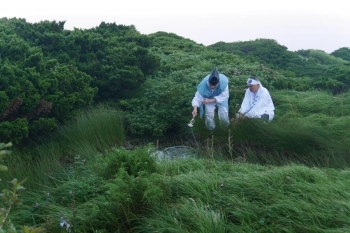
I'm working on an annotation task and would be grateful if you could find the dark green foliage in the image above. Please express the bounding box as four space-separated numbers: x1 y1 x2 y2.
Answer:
24 21 162 100
0 91 9 113
100 146 158 179
0 18 163 144
297 49 349 65
331 47 350 61
120 78 194 136
0 34 30 62
209 39 293 68
18 146 168 232
317 64 350 94
0 118 28 144
209 39 350 81
0 19 93 144
28 117 57 137
42 65 97 121
2 16 350 144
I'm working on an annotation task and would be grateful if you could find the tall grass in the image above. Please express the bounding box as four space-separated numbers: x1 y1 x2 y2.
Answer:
0 140 62 191
3 91 350 232
5 132 350 232
135 199 227 233
188 118 350 168
1 105 126 191
273 90 350 118
184 91 350 168
55 105 125 159
135 160 350 233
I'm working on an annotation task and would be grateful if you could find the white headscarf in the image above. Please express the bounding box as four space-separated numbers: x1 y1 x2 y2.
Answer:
247 78 260 85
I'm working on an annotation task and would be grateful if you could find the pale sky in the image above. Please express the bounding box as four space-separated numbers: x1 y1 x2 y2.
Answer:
1 0 349 53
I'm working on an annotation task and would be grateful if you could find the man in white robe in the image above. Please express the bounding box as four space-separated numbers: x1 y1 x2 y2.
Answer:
191 68 230 130
238 77 275 122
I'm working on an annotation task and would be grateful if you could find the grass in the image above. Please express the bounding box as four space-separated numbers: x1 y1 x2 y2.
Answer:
2 99 350 232
55 104 125 157
8 152 350 232
188 117 350 168
0 104 126 191
135 161 350 233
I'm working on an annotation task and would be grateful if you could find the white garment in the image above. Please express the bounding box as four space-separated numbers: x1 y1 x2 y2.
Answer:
192 85 230 129
239 85 275 121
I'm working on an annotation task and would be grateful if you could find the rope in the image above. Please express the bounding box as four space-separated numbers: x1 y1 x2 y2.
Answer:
187 118 199 149
190 127 199 149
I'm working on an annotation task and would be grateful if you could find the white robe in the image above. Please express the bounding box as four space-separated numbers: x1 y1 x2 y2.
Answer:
192 84 229 129
239 85 275 121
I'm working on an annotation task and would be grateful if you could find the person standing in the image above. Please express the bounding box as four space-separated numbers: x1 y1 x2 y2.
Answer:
191 67 230 130
238 76 275 122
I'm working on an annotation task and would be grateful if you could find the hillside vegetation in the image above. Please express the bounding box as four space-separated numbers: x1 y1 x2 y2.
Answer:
1 17 350 232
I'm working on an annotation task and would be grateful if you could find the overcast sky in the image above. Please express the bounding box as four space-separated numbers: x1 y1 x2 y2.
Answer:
2 0 349 53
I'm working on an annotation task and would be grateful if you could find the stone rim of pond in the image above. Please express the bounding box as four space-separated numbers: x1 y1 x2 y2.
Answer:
153 146 197 160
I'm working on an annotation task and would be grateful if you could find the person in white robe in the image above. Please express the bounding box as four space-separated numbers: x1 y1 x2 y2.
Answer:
191 67 230 130
238 77 275 122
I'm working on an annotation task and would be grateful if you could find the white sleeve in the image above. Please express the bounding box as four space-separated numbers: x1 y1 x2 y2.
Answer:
192 91 204 107
214 86 229 103
239 90 251 114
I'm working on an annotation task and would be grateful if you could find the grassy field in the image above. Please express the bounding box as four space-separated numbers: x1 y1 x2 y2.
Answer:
1 103 350 232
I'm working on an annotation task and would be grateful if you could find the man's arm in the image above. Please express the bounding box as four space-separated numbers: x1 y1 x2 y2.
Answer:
192 91 204 118
238 90 250 115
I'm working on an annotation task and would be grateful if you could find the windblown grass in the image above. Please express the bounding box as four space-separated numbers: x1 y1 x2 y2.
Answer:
189 117 350 168
55 104 125 158
135 159 350 233
185 89 350 168
9 147 350 232
4 91 350 232
1 105 126 191
0 141 62 190
273 90 350 117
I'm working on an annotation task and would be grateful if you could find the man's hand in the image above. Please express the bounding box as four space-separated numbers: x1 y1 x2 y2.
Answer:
239 113 246 119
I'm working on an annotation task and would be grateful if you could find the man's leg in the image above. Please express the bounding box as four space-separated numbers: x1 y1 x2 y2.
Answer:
218 104 230 126
205 103 216 130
